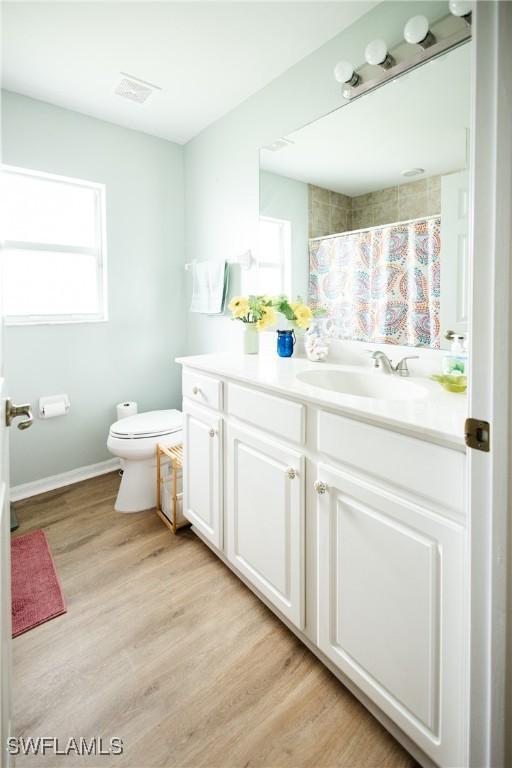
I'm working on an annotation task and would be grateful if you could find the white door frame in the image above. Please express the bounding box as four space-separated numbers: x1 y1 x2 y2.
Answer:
0 151 13 768
468 3 512 767
0 389 12 768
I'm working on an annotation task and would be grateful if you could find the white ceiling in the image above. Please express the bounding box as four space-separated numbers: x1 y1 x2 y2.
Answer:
261 43 471 196
1 1 377 145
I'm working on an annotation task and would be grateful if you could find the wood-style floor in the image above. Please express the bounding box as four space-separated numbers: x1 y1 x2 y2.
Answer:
12 473 417 768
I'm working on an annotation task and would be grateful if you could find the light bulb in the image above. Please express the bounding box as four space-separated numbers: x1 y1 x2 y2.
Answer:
404 14 436 48
365 39 387 66
449 0 473 17
334 61 358 86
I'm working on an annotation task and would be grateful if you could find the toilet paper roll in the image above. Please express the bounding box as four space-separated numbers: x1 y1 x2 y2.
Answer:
117 401 138 420
43 402 66 418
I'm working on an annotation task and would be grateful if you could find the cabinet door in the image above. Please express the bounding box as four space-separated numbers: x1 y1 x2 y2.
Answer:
316 463 466 768
227 425 305 629
182 401 222 548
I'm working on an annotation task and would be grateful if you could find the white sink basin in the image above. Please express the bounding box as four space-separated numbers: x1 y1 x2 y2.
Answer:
296 369 427 401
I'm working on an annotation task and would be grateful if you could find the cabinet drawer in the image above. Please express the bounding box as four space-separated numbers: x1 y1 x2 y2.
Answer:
227 383 305 445
182 369 223 411
317 410 465 517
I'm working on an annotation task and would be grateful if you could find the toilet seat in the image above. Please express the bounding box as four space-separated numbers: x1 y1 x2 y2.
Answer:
109 409 182 440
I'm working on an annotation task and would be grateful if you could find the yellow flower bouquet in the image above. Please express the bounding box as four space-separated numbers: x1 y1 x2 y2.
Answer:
228 295 278 353
271 295 313 330
228 294 315 355
228 295 277 330
228 294 314 331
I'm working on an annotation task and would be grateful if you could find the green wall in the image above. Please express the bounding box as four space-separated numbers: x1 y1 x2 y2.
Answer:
2 1 448 486
2 91 185 486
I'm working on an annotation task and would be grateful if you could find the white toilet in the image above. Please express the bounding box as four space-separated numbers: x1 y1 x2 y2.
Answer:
107 409 182 513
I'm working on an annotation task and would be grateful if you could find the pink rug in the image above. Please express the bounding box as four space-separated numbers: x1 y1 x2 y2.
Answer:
11 530 66 637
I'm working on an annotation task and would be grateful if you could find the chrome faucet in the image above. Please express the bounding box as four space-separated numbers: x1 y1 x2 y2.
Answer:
369 350 419 377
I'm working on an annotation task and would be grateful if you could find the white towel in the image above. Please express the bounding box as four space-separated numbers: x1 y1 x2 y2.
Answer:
190 260 229 314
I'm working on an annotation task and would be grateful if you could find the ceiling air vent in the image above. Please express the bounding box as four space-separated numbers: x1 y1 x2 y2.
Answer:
114 73 162 104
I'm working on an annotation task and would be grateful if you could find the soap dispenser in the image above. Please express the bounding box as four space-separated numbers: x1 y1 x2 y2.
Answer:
442 333 467 375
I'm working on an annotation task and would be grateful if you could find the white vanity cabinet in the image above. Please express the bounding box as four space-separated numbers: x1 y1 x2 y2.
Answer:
316 463 466 767
182 400 223 548
179 361 468 768
226 424 305 629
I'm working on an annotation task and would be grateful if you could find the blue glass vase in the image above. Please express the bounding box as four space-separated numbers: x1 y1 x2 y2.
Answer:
277 329 296 358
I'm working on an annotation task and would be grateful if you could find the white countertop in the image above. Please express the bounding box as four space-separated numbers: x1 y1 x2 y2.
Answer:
176 353 467 451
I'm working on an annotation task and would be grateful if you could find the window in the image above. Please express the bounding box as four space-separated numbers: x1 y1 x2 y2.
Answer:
1 165 107 324
257 216 291 295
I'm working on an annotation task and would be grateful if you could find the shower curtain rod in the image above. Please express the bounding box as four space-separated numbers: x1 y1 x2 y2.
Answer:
309 213 441 243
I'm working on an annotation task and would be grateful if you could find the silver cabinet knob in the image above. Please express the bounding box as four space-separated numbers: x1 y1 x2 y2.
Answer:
287 467 297 480
314 480 328 494
5 399 33 430
192 386 201 395
208 428 216 437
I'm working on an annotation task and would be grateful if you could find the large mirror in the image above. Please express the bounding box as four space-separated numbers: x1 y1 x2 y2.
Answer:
258 42 471 350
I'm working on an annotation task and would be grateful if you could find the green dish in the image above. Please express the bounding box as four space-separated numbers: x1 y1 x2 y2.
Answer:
431 374 467 394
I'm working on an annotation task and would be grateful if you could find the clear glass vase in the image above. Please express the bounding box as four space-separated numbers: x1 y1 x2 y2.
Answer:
304 318 334 362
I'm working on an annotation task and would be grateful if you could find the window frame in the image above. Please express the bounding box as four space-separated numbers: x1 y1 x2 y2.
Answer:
258 215 292 296
2 164 108 326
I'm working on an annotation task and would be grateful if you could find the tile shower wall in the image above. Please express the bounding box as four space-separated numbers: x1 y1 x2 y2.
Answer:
308 185 352 238
309 175 442 237
351 176 441 230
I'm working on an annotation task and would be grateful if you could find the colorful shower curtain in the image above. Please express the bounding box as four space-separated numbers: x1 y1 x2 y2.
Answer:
308 216 441 349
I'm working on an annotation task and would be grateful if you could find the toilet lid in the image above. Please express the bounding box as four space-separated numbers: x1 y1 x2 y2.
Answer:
110 409 182 439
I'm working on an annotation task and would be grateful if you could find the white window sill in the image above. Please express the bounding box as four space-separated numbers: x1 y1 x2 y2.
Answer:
5 314 109 327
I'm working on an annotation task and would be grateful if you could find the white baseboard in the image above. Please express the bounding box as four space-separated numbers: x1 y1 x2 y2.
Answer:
10 458 121 502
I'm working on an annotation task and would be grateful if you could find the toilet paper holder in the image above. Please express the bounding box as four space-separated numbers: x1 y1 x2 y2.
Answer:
39 394 71 419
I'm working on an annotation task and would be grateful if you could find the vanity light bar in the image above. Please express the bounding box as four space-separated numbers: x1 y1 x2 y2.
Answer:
334 2 472 101
338 23 471 101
